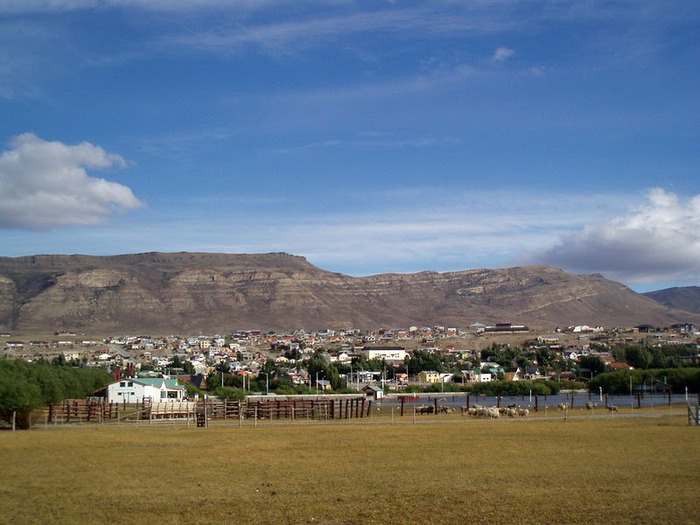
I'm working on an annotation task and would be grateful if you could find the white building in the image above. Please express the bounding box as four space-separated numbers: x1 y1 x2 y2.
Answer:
361 346 407 363
106 377 186 403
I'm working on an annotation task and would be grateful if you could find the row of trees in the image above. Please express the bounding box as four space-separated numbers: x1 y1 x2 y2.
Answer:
590 368 700 395
606 343 698 369
0 359 113 429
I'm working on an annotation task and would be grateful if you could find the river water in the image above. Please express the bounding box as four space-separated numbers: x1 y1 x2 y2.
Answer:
376 391 695 410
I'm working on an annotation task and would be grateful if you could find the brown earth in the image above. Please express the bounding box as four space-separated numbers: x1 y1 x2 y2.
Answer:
0 252 696 334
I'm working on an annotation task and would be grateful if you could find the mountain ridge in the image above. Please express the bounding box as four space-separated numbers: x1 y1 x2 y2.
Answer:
643 286 700 314
0 252 696 334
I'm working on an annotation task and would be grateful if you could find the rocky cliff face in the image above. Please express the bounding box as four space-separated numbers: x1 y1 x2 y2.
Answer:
0 252 695 334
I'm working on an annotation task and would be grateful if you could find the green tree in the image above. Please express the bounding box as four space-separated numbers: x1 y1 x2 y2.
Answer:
578 355 606 377
406 350 446 373
305 354 344 391
626 346 653 369
0 359 112 428
0 375 43 429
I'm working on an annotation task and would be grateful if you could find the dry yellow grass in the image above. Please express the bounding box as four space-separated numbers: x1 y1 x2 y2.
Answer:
1 413 699 524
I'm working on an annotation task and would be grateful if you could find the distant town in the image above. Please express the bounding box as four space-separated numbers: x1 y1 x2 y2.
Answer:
3 320 698 399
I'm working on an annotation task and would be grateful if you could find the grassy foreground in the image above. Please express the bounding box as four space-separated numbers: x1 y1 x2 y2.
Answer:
1 414 699 524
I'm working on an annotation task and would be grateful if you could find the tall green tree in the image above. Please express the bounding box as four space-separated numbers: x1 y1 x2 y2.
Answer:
0 359 113 428
626 346 653 369
578 355 606 377
304 354 344 391
0 376 42 429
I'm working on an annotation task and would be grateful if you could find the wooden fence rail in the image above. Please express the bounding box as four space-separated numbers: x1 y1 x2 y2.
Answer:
47 396 371 424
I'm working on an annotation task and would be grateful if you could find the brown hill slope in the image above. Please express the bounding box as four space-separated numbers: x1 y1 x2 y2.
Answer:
0 252 696 334
643 286 700 314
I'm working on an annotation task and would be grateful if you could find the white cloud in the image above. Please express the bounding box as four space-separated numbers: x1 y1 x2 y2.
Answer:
493 47 515 62
162 9 513 55
525 188 700 285
6 184 695 289
0 133 143 229
0 0 97 14
34 189 623 276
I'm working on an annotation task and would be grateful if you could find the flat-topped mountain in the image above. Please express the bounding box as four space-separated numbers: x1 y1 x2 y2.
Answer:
0 252 696 334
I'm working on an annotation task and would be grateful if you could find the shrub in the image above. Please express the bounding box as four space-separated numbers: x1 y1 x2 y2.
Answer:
213 386 246 402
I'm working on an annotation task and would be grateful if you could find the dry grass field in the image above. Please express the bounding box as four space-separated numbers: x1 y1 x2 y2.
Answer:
1 411 699 525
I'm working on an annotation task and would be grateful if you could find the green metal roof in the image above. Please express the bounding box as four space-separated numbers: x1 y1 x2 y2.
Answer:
132 377 184 390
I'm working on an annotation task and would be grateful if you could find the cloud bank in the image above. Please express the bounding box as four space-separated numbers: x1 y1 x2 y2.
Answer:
0 133 143 229
526 188 700 285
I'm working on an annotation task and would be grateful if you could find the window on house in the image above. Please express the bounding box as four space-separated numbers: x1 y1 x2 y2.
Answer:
119 382 126 387
128 382 133 387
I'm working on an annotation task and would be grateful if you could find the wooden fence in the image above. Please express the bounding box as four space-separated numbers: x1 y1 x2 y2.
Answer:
47 395 371 424
48 398 121 423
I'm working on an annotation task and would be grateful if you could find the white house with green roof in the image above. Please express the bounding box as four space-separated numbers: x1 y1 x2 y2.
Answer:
106 377 185 403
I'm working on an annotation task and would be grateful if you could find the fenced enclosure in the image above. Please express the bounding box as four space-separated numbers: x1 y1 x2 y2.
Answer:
40 392 695 428
45 395 372 425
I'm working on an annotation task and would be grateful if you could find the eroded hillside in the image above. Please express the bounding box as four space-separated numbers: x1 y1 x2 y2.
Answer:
0 252 695 334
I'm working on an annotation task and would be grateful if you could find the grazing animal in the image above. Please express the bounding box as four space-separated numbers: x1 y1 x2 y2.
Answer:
506 408 517 418
518 408 529 417
558 403 568 410
416 405 434 414
607 405 618 413
585 401 597 410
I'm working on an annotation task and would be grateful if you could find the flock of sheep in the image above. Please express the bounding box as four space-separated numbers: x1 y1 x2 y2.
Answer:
462 405 529 418
564 401 620 412
414 400 620 418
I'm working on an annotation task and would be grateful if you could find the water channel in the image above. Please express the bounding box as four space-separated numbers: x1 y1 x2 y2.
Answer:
375 391 695 410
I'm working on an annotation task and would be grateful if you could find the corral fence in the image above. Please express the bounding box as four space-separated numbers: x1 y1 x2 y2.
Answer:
45 395 372 425
48 398 122 424
244 395 371 421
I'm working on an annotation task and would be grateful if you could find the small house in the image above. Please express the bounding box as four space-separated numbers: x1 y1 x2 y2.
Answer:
106 377 186 403
362 384 384 400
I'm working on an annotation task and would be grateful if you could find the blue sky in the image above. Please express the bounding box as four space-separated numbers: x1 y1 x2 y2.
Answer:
0 1 699 292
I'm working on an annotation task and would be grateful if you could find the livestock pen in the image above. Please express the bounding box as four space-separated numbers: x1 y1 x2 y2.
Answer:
44 394 373 426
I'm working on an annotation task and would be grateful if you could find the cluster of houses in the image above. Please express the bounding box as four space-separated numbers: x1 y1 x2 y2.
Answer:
2 321 698 398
